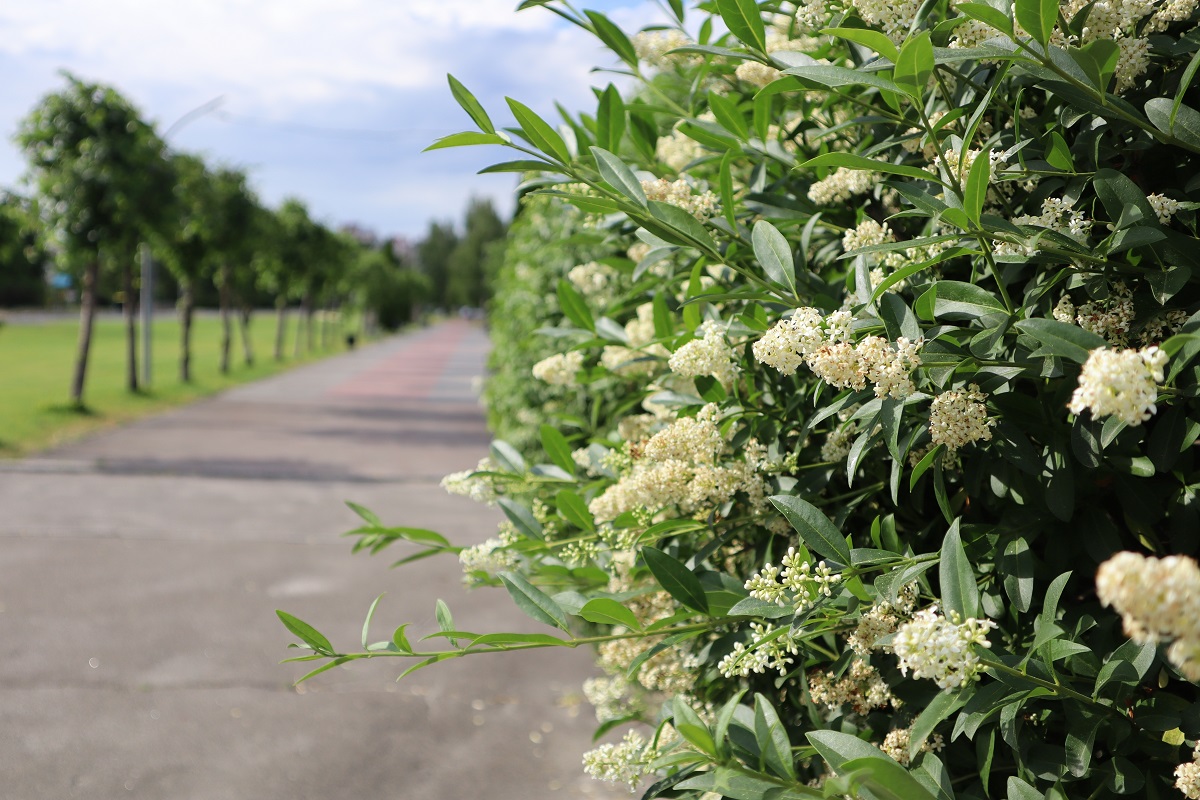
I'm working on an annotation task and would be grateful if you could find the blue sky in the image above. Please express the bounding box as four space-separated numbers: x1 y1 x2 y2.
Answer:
0 0 663 240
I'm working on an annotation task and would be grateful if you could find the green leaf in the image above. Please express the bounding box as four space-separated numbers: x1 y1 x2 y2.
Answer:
754 693 797 780
963 145 990 224
361 593 384 649
821 27 899 61
894 32 934 100
294 656 351 685
540 425 576 475
392 623 413 653
674 697 719 756
435 598 456 646
498 497 544 541
595 85 626 155
931 280 1008 320
555 489 595 533
499 571 570 631
1146 97 1200 149
1014 0 1057 45
346 501 382 527
1001 537 1035 613
784 64 906 95
1014 318 1106 363
1092 169 1155 227
578 598 642 631
476 159 552 174
490 439 527 473
708 89 749 139
647 200 717 252
910 443 943 488
879 292 921 342
277 610 334 655
448 75 495 133
584 10 638 67
557 278 595 332
590 146 647 208
940 519 980 619
716 0 767 51
727 596 795 619
807 730 897 770
752 220 796 296
424 131 509 151
642 546 710 613
507 97 571 163
769 495 852 564
802 152 945 185
839 757 940 800
909 690 967 760
1069 38 1120 92
469 632 571 648
956 3 1014 37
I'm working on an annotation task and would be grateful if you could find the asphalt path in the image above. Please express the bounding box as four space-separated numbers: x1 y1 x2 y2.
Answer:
0 320 619 799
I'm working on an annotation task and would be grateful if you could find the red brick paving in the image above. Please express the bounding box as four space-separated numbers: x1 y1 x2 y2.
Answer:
328 319 474 400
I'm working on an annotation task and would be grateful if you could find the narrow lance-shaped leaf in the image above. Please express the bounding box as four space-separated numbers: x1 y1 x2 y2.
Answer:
499 571 571 631
716 0 767 51
448 75 495 133
770 495 852 564
939 519 980 619
642 546 710 613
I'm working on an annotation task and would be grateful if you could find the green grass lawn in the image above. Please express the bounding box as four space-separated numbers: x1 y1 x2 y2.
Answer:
0 311 350 456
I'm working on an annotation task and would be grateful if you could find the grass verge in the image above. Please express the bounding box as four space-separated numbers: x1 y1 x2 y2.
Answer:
0 311 353 456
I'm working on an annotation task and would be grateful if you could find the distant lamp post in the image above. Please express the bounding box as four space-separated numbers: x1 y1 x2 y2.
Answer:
141 96 223 387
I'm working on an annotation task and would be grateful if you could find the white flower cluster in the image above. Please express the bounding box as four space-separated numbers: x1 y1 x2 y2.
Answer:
1096 551 1200 681
1114 36 1152 93
582 729 655 793
807 167 879 205
735 60 782 88
847 583 918 655
1149 193 1183 225
668 320 738 388
821 421 859 463
1001 197 1094 255
440 458 499 505
583 673 640 723
567 261 618 305
852 0 922 41
1177 744 1200 800
641 177 719 220
532 350 585 386
892 606 997 690
842 218 894 254
808 660 895 714
631 29 694 69
589 406 768 523
717 622 802 677
656 127 705 172
880 727 944 767
929 384 994 450
458 537 518 583
744 547 842 611
754 309 923 398
1068 346 1169 426
1077 282 1135 345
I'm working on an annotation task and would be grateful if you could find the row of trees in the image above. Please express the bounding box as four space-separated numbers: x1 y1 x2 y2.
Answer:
8 72 506 406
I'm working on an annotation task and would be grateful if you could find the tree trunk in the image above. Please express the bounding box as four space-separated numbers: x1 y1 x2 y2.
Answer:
238 305 254 366
294 293 309 358
273 298 287 361
306 302 316 353
218 262 232 374
179 281 194 383
123 257 139 393
70 260 100 406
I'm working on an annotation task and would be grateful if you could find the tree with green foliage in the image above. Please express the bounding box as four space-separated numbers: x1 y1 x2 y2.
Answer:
161 152 217 382
17 72 173 403
207 167 256 374
446 197 506 308
416 219 458 309
250 204 293 362
0 192 47 308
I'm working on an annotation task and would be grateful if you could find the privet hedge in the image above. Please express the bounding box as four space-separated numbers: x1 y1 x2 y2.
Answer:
280 0 1200 797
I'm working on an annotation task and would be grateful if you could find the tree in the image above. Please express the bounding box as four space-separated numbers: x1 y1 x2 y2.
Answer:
250 204 293 362
446 197 506 308
0 193 47 307
277 199 320 357
161 152 216 382
17 73 173 403
416 220 458 309
206 167 256 374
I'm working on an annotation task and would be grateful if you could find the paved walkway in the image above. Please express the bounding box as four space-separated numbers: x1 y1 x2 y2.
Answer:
0 320 616 800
